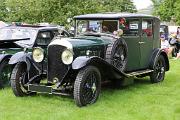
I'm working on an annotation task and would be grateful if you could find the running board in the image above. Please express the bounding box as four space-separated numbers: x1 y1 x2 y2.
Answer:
28 84 52 93
126 69 153 77
28 84 71 96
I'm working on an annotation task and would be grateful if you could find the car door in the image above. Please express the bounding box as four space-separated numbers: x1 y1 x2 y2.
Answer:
121 18 141 72
140 18 154 69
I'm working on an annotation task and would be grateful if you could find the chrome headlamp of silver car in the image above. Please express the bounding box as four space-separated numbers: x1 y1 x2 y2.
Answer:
32 47 44 63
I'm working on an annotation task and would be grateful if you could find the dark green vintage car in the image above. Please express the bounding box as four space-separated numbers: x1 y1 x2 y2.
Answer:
10 13 169 107
0 25 62 88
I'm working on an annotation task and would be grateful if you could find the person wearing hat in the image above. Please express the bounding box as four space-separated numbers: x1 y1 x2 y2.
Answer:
161 34 170 54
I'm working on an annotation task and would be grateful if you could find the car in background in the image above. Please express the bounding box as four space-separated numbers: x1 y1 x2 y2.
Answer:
160 24 169 40
0 25 67 88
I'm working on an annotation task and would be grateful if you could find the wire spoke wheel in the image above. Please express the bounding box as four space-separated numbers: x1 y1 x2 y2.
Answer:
74 66 101 107
106 38 128 72
11 63 35 96
112 44 126 71
81 72 98 104
0 60 12 88
150 55 166 83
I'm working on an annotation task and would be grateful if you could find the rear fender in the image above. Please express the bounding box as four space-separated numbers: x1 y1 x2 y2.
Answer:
149 48 169 71
72 56 128 79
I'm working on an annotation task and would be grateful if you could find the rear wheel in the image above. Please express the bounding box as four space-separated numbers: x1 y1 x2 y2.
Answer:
150 55 166 83
0 60 12 88
74 66 101 107
10 63 35 96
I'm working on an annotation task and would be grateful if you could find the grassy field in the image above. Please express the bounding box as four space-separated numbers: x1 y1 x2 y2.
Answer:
0 60 179 120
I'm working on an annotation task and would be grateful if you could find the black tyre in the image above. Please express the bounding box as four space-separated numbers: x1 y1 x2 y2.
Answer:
106 38 128 72
10 63 34 96
0 60 12 88
74 66 101 107
150 55 166 83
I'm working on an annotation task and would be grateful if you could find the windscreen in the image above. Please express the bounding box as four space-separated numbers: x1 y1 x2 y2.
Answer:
0 27 38 47
76 20 118 35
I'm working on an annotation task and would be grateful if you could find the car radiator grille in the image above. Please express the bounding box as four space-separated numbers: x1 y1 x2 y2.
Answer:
48 45 69 83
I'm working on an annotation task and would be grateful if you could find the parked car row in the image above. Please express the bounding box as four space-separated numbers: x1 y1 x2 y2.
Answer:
0 25 73 88
1 13 169 107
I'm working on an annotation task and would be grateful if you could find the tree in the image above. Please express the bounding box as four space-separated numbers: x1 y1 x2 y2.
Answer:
4 0 137 25
0 0 8 21
174 0 180 25
152 0 180 25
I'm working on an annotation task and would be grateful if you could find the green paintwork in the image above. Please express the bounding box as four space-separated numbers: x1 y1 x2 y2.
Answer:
69 36 111 48
65 20 160 72
0 48 23 55
123 36 141 71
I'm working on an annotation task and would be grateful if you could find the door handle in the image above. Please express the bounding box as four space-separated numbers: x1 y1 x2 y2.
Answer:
139 42 145 44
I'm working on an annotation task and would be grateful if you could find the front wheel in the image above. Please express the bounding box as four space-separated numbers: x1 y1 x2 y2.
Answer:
10 63 35 97
73 66 101 107
150 55 166 83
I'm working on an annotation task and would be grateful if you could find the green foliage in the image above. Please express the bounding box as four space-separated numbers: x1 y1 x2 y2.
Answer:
152 0 180 25
0 0 7 21
174 0 180 25
1 0 137 25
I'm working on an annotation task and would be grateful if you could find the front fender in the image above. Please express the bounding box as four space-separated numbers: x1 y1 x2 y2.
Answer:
8 52 32 71
72 56 128 78
0 54 12 63
72 56 91 70
8 52 31 65
9 52 43 81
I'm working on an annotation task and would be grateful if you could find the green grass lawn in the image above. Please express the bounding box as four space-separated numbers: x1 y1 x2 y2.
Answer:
0 60 180 120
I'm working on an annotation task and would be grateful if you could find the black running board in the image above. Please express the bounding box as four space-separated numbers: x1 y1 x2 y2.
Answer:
126 69 153 77
28 84 52 93
28 84 71 96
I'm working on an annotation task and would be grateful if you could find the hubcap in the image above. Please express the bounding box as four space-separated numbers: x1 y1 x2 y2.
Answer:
121 54 125 61
91 83 96 93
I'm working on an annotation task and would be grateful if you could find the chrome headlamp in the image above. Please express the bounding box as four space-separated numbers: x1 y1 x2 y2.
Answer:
61 49 73 65
32 47 44 63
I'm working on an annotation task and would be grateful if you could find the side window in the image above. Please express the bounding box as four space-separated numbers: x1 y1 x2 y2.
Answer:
119 18 139 36
142 20 153 37
36 31 52 46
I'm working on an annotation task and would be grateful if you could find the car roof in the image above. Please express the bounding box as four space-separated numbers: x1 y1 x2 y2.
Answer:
74 12 158 20
3 25 58 30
